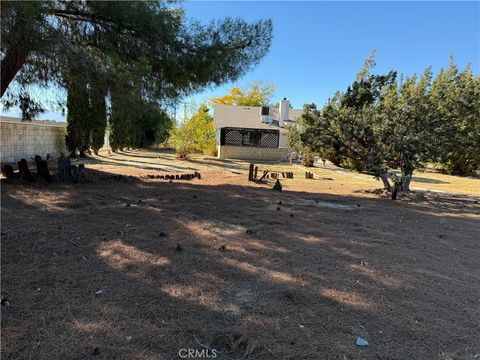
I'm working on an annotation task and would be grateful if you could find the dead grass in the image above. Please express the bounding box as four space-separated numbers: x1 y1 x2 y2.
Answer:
1 149 479 359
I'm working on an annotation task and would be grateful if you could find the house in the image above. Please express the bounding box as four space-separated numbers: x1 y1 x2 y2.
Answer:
213 98 303 161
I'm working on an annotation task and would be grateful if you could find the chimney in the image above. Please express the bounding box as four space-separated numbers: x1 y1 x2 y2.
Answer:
279 98 289 127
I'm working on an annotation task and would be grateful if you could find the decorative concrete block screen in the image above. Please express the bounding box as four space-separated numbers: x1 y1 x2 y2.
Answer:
220 127 279 148
0 116 68 164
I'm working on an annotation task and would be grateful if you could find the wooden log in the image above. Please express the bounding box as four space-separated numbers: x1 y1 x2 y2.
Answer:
257 170 269 182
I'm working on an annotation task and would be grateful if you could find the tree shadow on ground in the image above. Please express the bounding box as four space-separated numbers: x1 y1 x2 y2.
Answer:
1 169 479 360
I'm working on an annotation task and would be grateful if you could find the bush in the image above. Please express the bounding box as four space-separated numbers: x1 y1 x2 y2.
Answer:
169 104 215 158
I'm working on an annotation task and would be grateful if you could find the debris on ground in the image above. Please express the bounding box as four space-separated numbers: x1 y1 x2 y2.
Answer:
1 298 10 307
175 244 183 252
246 229 254 235
159 232 167 238
80 256 88 262
219 245 227 251
273 179 282 192
355 337 369 347
95 289 104 296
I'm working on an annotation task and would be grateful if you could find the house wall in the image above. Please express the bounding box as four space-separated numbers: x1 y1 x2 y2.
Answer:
1 116 68 164
217 145 289 161
213 104 302 136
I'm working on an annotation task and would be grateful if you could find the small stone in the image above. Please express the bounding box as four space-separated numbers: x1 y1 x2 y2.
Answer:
92 347 101 356
276 207 281 211
159 232 167 238
192 195 198 199
125 203 131 207
355 337 369 347
246 229 254 235
95 289 103 295
219 245 227 252
1 298 10 307
290 213 294 217
278 201 282 205
175 244 183 252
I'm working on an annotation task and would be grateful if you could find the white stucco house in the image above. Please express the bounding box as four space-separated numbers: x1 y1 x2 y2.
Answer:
213 98 303 161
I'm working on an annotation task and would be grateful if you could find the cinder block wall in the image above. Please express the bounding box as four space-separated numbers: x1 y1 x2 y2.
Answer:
218 145 289 161
1 117 67 164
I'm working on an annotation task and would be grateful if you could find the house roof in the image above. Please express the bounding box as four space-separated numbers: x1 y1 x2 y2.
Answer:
213 104 303 131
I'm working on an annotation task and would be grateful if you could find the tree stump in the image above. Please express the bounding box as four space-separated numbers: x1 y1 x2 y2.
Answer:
272 179 282 192
17 159 34 182
2 165 15 179
58 158 72 183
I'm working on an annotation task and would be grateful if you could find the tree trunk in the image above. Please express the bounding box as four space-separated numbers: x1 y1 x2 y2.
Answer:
401 171 413 191
1 11 32 97
379 173 392 192
1 47 29 97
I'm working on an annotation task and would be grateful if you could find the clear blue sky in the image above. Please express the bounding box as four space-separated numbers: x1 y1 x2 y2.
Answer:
184 1 479 110
1 1 478 120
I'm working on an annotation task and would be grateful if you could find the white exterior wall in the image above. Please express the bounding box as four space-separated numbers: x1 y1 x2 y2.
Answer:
213 104 303 149
0 116 68 164
0 116 111 164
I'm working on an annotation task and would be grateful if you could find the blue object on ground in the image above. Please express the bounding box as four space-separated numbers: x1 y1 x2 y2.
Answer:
356 337 369 346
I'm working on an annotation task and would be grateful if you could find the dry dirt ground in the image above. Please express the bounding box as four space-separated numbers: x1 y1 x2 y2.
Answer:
1 149 479 360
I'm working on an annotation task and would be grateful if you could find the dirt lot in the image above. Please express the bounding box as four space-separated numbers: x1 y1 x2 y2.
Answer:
2 149 480 360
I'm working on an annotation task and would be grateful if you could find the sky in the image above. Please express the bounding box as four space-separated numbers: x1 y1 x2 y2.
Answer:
1 1 478 121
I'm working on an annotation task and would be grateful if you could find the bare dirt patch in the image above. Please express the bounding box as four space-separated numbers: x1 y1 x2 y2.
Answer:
1 150 479 359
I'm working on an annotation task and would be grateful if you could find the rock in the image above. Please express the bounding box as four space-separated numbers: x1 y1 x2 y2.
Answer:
219 245 227 252
276 207 281 211
1 298 10 307
290 213 294 217
95 289 103 296
278 201 282 205
92 347 101 356
355 337 369 347
159 232 167 238
175 244 183 252
245 229 254 235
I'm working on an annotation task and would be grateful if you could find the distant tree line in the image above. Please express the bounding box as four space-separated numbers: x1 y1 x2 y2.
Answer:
289 53 480 190
1 1 273 156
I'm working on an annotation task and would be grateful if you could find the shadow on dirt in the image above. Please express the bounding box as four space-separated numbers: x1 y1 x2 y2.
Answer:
1 168 479 360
